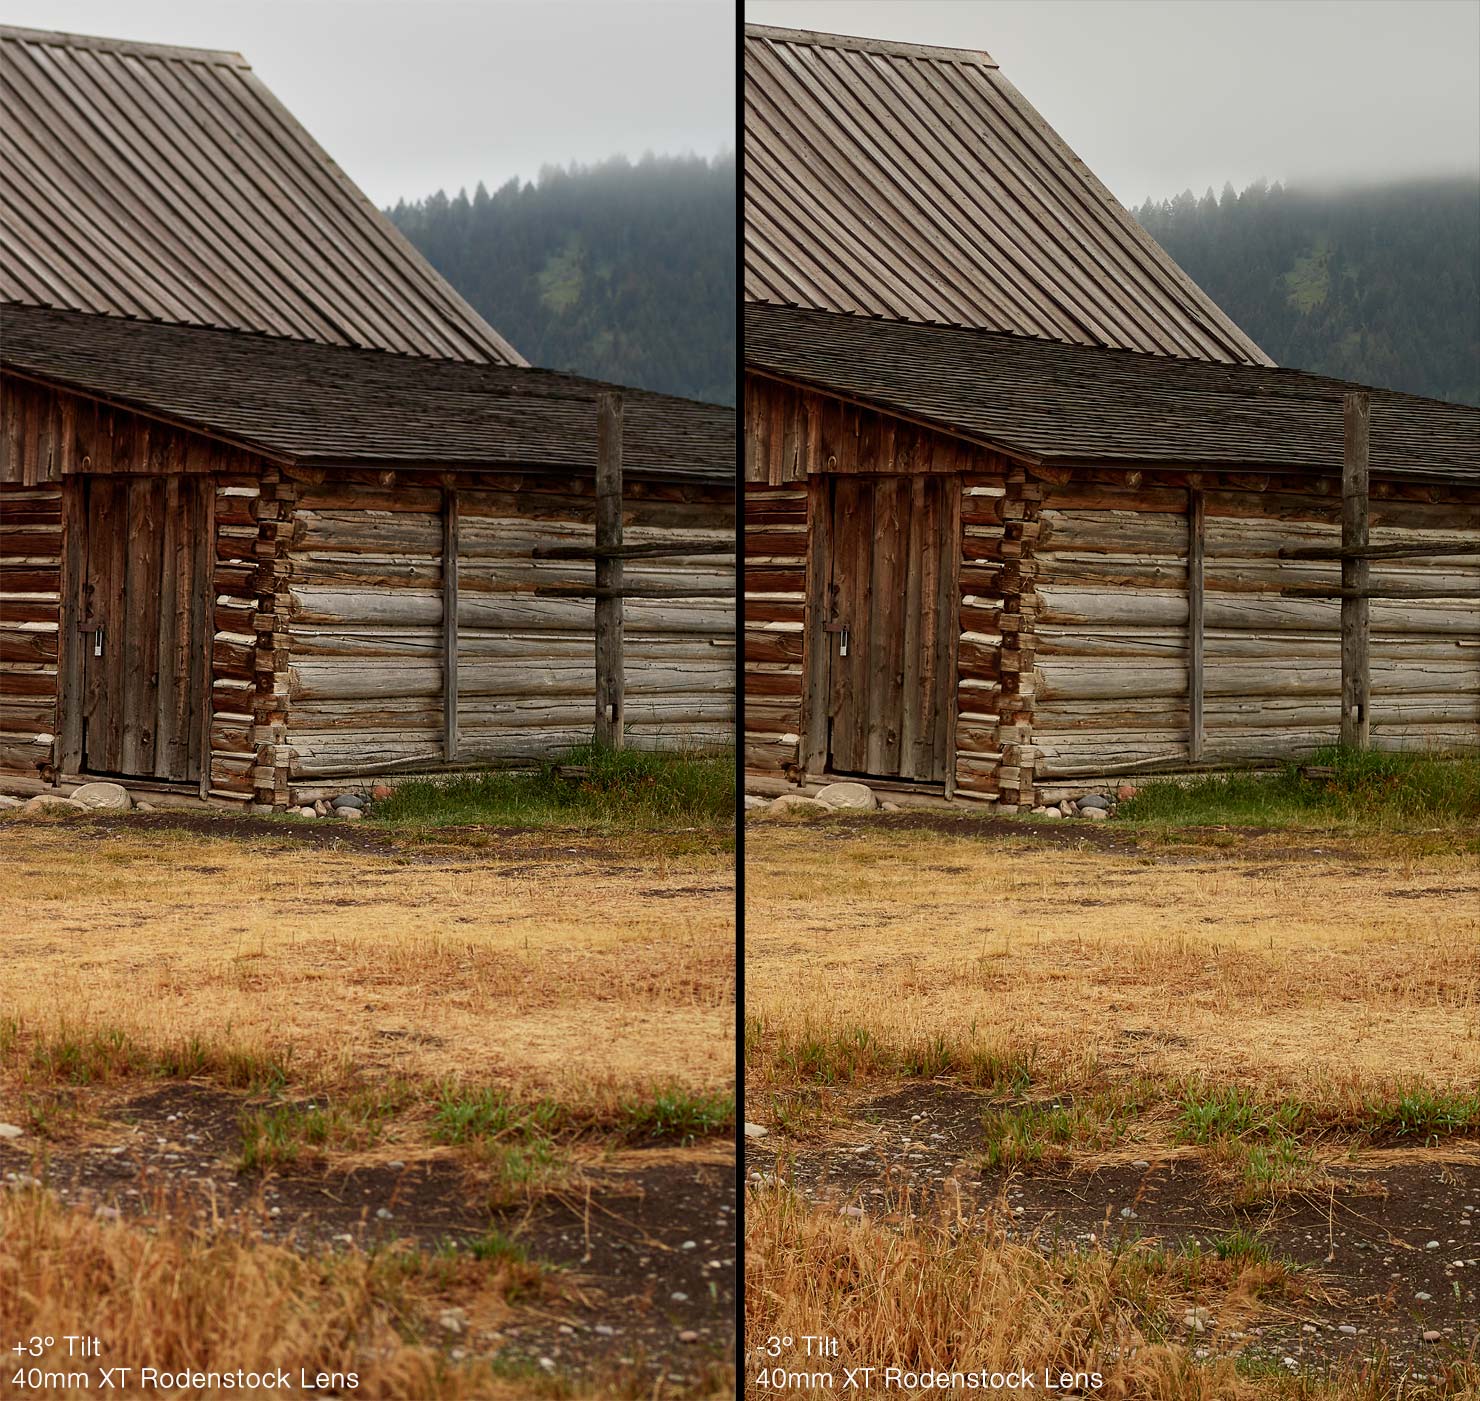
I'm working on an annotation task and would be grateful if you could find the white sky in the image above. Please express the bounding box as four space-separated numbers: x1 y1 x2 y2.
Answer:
0 0 737 205
747 0 1480 205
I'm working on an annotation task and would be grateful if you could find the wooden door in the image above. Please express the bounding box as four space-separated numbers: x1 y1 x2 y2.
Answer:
72 476 210 781
823 476 956 783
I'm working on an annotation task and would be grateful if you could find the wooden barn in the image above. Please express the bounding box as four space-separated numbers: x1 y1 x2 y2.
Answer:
0 25 734 811
742 24 1478 809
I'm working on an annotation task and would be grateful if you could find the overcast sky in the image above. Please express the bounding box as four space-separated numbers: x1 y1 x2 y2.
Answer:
0 0 735 206
748 0 1480 205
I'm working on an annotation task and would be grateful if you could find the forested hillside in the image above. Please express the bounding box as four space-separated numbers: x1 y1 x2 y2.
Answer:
1135 178 1479 406
388 154 735 405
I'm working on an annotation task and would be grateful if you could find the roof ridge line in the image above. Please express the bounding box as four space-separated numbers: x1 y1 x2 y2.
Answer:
743 23 997 68
0 23 249 67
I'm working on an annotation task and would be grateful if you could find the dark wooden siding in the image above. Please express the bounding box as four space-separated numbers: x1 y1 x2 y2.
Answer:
1 374 260 485
0 480 61 778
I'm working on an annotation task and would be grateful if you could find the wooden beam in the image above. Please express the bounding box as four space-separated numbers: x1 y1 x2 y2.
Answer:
536 584 736 600
442 486 459 762
532 540 733 560
1188 487 1205 761
1281 584 1480 600
799 474 832 773
55 476 85 775
1340 392 1370 749
594 394 624 750
1279 540 1477 561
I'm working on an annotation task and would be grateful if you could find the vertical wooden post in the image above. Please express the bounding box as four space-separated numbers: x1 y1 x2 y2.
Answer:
1187 487 1204 762
594 393 625 750
1340 392 1370 749
443 484 459 762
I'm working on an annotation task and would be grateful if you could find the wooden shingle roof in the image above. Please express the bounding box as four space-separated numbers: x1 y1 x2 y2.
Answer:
744 23 1272 367
745 303 1480 485
0 24 522 364
1 305 732 481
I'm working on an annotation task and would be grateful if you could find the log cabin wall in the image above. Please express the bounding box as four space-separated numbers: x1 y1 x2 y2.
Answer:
282 467 734 792
0 479 61 782
1030 472 1480 800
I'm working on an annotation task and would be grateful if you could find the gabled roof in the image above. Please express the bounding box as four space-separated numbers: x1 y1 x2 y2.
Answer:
0 24 522 364
1 305 731 481
745 303 1479 484
744 23 1272 367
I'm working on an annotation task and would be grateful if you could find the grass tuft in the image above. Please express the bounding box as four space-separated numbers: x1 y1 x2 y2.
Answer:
617 1087 734 1143
370 743 734 832
1119 746 1480 833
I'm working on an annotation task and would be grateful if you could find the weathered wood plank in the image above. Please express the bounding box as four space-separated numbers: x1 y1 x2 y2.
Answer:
1188 488 1204 761
594 393 624 749
1341 393 1371 748
443 487 459 762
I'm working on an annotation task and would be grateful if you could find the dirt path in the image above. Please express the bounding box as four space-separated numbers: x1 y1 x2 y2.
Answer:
747 1083 1478 1379
2 1081 735 1385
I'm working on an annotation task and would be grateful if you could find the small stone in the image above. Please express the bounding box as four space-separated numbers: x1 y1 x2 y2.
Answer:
594 1325 616 1337
1039 808 1062 820
1425 1240 1440 1250
814 781 877 811
879 800 902 812
1083 807 1108 821
766 794 829 818
1415 1291 1432 1301
332 794 366 810
385 1160 406 1171
1131 1159 1150 1169
71 781 132 811
679 1330 700 1344
670 1291 689 1303
0 1123 22 1140
438 1308 468 1335
1078 793 1110 811
680 1240 696 1250
0 794 23 809
1423 1330 1442 1342
1339 1325 1358 1336
314 800 330 817
20 793 86 816
336 807 363 821
376 1207 394 1220
839 1206 864 1218
743 1122 768 1139
94 1204 120 1220
298 806 317 818
1058 801 1075 817
371 784 393 801
743 794 768 811
1120 1207 1137 1219
1116 784 1138 802
135 801 155 812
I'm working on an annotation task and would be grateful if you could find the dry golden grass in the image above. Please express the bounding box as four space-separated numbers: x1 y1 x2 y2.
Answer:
1 1187 730 1401
744 1184 1476 1400
0 822 734 1106
745 827 1480 1103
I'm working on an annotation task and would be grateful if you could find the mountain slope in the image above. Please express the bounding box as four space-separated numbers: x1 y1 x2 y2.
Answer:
387 154 735 405
1135 178 1479 406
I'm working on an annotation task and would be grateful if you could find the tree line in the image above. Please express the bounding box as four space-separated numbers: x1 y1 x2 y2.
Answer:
1135 176 1479 406
387 153 735 406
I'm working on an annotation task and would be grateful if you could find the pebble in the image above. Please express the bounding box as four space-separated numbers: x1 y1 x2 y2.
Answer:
1039 808 1062 820
1338 1325 1358 1336
1078 793 1110 811
333 793 367 810
371 784 393 801
1425 1240 1440 1250
1116 784 1138 801
336 807 363 821
1083 807 1108 821
298 806 317 818
680 1239 696 1250
678 1330 700 1344
594 1325 616 1337
1119 1207 1137 1219
386 1160 405 1171
1131 1159 1150 1169
438 1308 468 1335
376 1207 394 1220
743 1122 768 1139
670 1291 689 1303
1423 1330 1442 1342
1415 1291 1432 1301
0 1123 22 1140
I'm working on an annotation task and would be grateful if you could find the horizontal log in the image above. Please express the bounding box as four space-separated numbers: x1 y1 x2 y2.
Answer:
1279 585 1480 600
535 584 737 599
1279 540 1479 561
532 540 735 559
289 658 731 703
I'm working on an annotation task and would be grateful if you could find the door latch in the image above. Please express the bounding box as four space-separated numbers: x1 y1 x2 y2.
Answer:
83 624 105 658
824 622 849 657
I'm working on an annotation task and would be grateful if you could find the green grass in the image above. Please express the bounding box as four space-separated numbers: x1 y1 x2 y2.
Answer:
1117 746 1480 833
617 1087 734 1143
238 1084 413 1172
370 743 734 832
